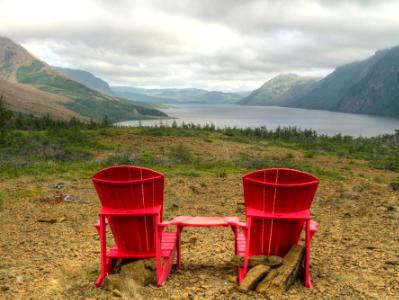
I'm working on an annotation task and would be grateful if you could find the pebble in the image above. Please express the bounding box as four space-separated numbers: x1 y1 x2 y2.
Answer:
228 275 237 283
112 289 123 297
54 182 65 189
37 218 57 224
386 205 399 212
385 260 399 266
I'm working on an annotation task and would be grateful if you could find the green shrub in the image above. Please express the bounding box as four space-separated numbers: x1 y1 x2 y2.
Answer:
216 169 227 178
168 144 193 164
104 151 136 165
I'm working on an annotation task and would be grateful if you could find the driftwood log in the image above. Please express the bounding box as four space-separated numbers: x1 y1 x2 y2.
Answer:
236 244 305 294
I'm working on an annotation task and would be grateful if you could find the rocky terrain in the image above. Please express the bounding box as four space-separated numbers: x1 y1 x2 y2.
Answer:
0 131 398 299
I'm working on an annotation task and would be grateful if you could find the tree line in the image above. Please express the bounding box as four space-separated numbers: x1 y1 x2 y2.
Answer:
0 95 110 143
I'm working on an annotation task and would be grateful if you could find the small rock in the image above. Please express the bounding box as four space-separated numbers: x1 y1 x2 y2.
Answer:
238 264 271 292
189 185 200 194
55 182 65 189
112 289 123 297
228 275 237 283
37 218 57 224
103 274 124 291
189 237 198 245
1 286 10 292
386 206 399 212
385 260 399 266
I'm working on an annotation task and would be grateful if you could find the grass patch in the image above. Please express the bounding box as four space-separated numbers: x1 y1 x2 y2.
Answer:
1 125 397 181
167 144 193 164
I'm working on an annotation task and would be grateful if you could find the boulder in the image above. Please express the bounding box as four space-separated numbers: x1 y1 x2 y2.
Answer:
103 260 154 299
120 259 156 286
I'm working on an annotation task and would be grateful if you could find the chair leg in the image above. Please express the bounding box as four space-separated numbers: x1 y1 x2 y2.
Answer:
238 219 250 283
157 247 176 287
176 226 182 268
304 220 312 288
96 215 107 287
239 254 249 283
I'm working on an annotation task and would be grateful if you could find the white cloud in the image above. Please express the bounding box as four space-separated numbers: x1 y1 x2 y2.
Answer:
1 0 398 91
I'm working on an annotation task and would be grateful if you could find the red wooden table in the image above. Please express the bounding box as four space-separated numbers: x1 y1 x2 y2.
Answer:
161 216 242 268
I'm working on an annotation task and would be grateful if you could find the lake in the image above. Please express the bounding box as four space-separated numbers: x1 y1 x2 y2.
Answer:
117 104 399 137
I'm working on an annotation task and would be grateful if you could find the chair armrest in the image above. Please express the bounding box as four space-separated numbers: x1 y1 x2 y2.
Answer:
93 217 109 229
224 217 248 229
99 205 162 217
310 220 318 233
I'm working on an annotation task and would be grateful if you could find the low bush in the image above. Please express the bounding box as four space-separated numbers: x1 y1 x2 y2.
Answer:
167 144 193 164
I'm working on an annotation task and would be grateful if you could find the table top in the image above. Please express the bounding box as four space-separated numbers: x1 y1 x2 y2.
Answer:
164 216 241 227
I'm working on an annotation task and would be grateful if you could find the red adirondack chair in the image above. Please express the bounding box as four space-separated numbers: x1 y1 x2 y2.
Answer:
92 165 180 287
233 168 319 288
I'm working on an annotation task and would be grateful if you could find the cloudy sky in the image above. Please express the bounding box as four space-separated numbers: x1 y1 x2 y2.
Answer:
1 0 399 91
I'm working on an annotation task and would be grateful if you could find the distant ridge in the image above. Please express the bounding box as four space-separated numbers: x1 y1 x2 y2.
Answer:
53 66 114 95
240 45 399 118
0 36 166 121
239 74 320 106
112 86 245 104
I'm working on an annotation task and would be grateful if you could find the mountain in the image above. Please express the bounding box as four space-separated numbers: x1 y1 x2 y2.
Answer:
289 46 399 117
239 74 320 106
112 86 244 104
0 36 166 122
241 46 399 118
53 66 113 95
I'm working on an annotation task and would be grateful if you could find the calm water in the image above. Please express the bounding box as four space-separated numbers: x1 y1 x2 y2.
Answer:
117 104 399 137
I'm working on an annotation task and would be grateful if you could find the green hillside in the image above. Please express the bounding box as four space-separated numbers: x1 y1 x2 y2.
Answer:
15 61 166 121
0 36 167 122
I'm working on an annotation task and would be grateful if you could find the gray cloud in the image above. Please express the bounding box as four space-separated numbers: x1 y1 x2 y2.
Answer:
1 0 398 91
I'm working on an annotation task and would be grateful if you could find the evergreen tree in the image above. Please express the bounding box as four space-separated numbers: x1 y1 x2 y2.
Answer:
101 115 110 127
0 95 13 144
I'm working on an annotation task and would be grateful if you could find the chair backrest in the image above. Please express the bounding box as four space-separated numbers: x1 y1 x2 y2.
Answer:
243 168 319 257
92 165 164 254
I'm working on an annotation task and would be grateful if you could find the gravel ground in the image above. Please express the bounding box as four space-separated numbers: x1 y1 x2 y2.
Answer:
0 137 398 299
